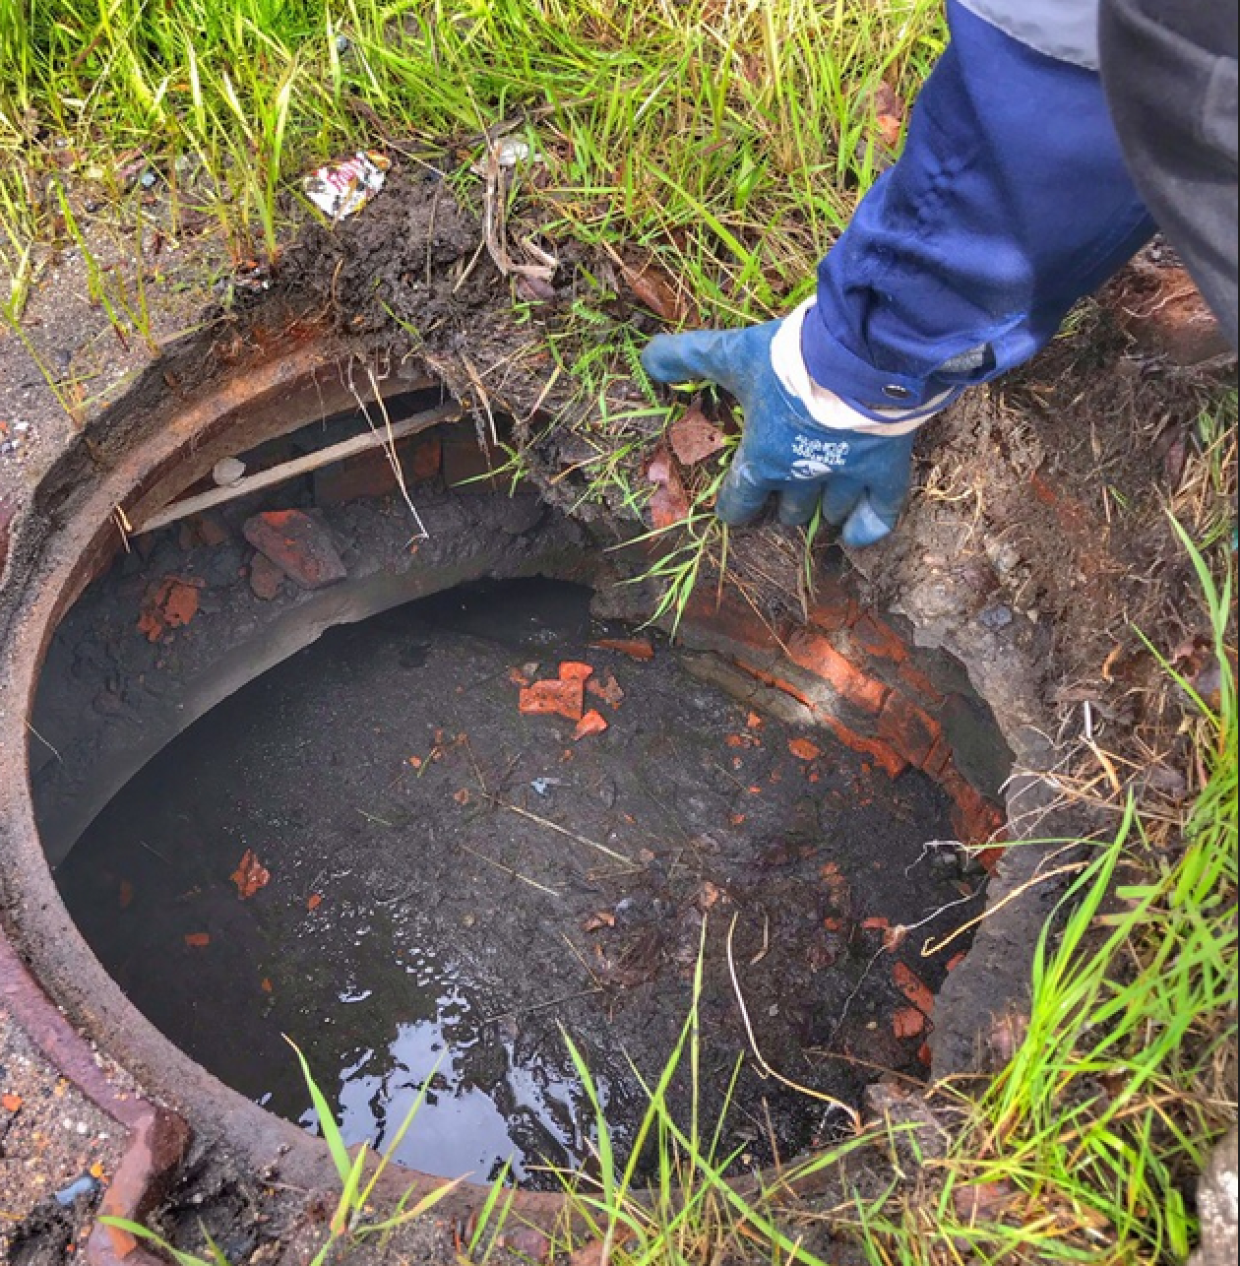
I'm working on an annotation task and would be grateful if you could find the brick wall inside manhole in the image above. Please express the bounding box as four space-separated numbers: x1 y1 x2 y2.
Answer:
20 362 1011 1200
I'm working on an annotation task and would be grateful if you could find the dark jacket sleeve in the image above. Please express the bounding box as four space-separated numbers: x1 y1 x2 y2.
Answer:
1100 0 1239 347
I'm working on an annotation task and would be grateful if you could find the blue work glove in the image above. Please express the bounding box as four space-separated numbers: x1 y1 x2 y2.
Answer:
641 304 940 547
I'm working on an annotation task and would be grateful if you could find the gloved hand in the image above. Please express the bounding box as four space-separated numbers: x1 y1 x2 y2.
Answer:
641 305 939 547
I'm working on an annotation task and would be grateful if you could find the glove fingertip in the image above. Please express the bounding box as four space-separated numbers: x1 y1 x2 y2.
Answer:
840 497 896 548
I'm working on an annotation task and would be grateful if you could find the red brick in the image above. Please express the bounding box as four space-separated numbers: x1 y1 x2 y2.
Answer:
442 436 504 490
976 845 1006 875
408 434 442 481
940 762 1005 845
876 690 942 769
785 630 890 716
314 435 443 506
314 447 400 505
805 575 860 632
923 733 954 780
733 659 813 709
851 612 909 664
243 509 346 590
819 716 907 779
896 661 946 707
683 588 782 654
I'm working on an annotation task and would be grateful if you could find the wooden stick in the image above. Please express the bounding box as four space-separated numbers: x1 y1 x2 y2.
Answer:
135 401 462 534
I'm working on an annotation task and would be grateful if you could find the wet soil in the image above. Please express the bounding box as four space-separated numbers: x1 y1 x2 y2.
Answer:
57 578 980 1188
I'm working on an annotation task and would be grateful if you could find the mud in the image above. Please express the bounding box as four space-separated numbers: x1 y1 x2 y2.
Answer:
56 577 980 1187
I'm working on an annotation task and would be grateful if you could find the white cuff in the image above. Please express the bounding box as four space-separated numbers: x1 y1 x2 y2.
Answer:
770 299 948 438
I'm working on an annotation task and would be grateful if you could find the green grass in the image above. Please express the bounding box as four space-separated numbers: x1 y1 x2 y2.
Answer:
0 0 942 295
844 523 1237 1265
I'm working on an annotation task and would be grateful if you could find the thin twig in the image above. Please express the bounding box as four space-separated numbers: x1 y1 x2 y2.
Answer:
725 913 862 1133
921 862 1088 958
458 842 561 896
500 801 633 864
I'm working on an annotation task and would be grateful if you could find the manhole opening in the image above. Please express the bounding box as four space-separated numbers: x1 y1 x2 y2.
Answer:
28 379 1010 1191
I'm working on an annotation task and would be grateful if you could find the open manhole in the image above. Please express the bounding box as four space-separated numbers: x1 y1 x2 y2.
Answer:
5 345 1011 1223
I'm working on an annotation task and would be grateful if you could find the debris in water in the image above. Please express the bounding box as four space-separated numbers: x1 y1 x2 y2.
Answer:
519 677 585 721
302 150 390 220
54 1174 100 1207
573 709 608 740
230 848 271 900
587 672 625 708
591 637 654 661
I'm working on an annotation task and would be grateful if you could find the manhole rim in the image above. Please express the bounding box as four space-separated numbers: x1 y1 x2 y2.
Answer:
0 333 572 1227
0 328 1011 1248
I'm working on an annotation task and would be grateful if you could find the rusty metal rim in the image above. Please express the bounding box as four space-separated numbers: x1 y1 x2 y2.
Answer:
0 330 571 1263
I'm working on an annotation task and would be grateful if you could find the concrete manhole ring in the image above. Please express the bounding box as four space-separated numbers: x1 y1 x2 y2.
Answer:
1 330 1041 1261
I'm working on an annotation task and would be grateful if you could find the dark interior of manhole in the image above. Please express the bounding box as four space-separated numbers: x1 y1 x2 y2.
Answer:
29 392 1005 1191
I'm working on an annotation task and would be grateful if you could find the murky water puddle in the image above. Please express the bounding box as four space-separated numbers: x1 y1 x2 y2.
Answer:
57 580 981 1186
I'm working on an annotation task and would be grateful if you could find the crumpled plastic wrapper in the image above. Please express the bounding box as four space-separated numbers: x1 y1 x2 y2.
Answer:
303 150 390 220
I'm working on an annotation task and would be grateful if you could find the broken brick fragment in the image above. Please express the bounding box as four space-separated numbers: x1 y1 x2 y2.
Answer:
230 849 271 900
591 637 655 661
519 678 586 721
574 710 609 740
137 576 204 642
587 673 625 708
242 509 346 590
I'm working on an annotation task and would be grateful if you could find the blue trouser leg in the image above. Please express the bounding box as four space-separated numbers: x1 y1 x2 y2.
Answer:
800 0 1157 416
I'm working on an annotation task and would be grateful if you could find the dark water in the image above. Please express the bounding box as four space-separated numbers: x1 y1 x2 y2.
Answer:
56 580 973 1185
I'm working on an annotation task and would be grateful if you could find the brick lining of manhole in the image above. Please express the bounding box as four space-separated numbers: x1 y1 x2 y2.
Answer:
0 334 1009 1256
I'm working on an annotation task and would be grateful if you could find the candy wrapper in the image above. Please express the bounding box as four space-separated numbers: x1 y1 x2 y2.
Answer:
303 151 390 220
